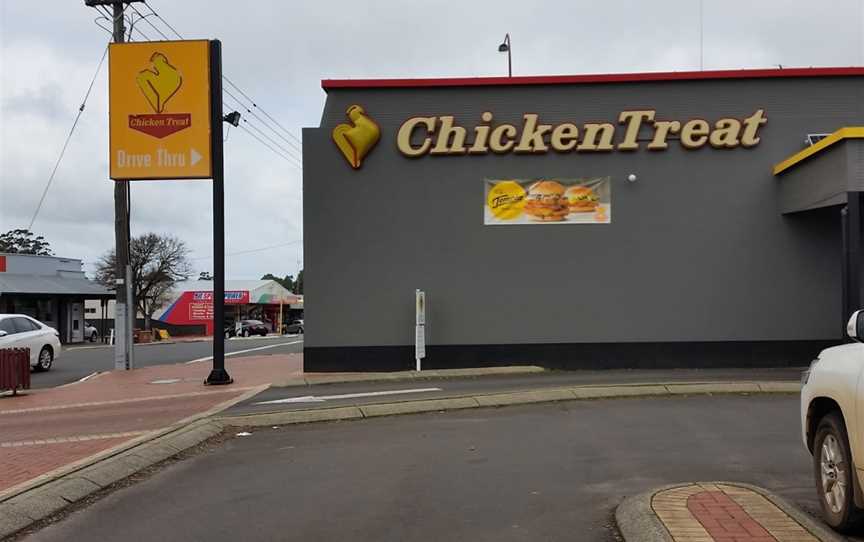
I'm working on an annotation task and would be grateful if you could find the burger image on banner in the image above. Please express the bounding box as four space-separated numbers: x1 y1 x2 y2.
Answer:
524 180 569 222
565 185 599 213
484 177 611 225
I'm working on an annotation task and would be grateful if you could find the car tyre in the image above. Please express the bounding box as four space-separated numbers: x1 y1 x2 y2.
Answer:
33 346 53 372
91 332 98 342
814 412 863 532
242 329 250 338
299 327 304 334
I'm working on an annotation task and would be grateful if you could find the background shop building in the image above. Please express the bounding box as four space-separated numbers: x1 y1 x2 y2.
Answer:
303 67 864 371
152 279 302 336
0 253 112 344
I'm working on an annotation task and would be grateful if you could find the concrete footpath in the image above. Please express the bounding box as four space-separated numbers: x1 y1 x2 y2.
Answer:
0 362 806 540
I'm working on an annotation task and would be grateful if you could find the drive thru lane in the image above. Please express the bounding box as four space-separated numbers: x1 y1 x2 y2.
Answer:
23 395 823 542
32 336 303 389
226 367 803 416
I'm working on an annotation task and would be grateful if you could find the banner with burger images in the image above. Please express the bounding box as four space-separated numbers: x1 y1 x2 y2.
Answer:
484 177 611 225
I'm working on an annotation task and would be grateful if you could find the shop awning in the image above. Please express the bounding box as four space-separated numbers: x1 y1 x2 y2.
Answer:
774 127 864 214
0 273 112 297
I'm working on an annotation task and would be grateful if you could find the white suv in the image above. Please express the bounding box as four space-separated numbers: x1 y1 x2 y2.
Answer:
0 314 62 371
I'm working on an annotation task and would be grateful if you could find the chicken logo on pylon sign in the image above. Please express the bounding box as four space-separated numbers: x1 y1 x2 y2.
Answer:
129 52 191 139
332 105 380 169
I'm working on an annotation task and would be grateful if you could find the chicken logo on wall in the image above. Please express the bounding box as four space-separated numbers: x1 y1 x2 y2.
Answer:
332 105 381 169
128 52 191 139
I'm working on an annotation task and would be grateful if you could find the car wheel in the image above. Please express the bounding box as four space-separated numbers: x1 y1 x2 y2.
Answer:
91 332 98 342
814 412 862 532
34 346 53 372
242 330 250 338
299 327 304 334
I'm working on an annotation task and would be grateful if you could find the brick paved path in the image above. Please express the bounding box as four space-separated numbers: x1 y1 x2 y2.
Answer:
0 353 301 499
652 483 818 541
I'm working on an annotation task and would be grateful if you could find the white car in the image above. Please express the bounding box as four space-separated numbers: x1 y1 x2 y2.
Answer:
0 314 61 372
84 321 99 342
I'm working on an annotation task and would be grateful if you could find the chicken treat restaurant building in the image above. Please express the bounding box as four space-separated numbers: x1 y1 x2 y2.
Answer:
303 67 864 372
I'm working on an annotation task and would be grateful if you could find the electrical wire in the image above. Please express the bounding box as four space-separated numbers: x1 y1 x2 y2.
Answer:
223 86 301 154
127 3 170 41
225 93 302 164
238 125 302 169
222 77 303 148
142 1 304 157
222 94 302 164
192 240 302 261
28 44 110 230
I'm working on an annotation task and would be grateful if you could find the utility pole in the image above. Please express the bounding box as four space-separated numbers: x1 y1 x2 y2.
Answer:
112 1 134 371
85 0 142 370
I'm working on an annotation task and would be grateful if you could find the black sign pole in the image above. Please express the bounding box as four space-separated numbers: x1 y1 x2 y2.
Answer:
205 39 232 386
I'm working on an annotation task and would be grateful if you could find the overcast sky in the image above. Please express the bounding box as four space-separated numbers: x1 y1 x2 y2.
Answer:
1 0 863 280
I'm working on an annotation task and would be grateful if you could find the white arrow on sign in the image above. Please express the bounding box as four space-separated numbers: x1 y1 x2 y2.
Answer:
190 148 202 166
254 387 443 405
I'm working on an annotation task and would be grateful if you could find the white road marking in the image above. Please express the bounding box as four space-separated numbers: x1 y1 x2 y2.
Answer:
77 371 100 383
254 387 443 405
184 340 303 364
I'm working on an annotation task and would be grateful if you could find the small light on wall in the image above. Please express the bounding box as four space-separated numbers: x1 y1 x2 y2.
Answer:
627 173 637 182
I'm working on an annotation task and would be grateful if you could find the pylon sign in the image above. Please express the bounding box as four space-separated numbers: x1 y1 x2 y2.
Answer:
109 40 212 180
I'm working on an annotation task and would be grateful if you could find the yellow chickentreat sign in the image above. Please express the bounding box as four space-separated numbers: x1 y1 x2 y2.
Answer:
109 40 212 180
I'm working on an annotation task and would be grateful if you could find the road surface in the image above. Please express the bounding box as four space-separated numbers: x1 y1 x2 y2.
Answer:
34 335 303 388
24 395 828 542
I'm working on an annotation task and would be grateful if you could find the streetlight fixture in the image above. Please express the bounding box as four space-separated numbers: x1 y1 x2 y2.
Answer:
223 111 241 127
498 33 512 77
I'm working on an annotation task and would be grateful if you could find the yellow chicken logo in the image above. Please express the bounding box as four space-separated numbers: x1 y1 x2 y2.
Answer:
332 105 381 169
136 52 182 114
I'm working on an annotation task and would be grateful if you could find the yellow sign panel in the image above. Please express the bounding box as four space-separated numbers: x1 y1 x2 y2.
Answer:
109 40 211 180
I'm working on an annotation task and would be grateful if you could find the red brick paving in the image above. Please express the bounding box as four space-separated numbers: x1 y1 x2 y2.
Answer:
0 353 301 498
687 491 776 542
0 437 129 493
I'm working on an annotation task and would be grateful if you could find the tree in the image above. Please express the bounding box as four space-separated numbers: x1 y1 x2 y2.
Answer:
261 273 295 292
198 271 213 281
95 233 193 330
0 229 53 255
294 269 304 295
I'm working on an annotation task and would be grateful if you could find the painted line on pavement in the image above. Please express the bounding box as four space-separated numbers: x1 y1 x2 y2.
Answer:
254 387 443 405
185 340 303 364
77 371 100 383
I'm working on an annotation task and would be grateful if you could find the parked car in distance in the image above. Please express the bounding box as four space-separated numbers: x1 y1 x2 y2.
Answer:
283 319 304 334
84 321 99 342
224 319 269 338
802 309 864 532
0 314 62 372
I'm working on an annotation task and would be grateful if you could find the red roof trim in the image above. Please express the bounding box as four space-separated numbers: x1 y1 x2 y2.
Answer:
322 67 864 90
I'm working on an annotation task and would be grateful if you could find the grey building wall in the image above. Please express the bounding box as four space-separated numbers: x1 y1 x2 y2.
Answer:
303 75 864 367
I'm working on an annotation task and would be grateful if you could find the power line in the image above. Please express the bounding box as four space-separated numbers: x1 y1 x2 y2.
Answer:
238 124 302 169
192 240 302 261
28 44 110 230
222 77 303 147
223 86 302 154
127 3 170 41
142 1 304 152
223 92 301 161
242 119 302 165
228 93 302 164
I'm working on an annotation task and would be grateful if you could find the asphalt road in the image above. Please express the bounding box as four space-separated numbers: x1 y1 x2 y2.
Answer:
33 335 303 389
229 367 804 416
24 395 827 542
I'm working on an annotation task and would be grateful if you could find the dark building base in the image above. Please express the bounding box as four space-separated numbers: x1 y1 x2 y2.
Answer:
303 340 837 372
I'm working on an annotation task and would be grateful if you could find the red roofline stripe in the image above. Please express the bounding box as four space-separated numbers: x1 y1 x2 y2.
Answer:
322 67 864 90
